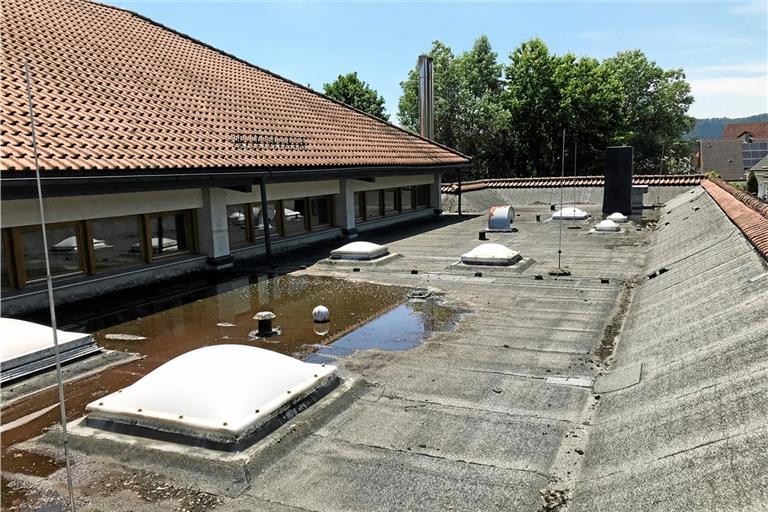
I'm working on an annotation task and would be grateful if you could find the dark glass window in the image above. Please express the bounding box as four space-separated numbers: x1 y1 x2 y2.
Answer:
91 216 144 271
310 196 333 228
1 245 11 290
415 184 430 208
383 189 399 214
150 213 190 257
252 202 281 239
22 225 83 281
354 192 365 221
364 190 381 219
283 199 309 236
401 187 413 211
227 204 249 247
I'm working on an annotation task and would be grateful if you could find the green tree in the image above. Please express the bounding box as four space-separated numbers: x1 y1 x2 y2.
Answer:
747 170 758 194
603 50 694 172
502 38 561 176
323 72 388 120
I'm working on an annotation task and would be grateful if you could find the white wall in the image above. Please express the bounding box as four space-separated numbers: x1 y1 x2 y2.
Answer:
346 174 434 193
2 189 204 228
224 180 340 205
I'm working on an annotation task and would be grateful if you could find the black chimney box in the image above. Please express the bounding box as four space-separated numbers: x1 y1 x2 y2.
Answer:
603 146 633 215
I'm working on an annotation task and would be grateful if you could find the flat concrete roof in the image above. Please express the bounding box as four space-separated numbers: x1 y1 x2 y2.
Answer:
15 187 768 511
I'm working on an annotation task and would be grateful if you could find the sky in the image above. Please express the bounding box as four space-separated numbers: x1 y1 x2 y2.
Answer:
105 0 768 121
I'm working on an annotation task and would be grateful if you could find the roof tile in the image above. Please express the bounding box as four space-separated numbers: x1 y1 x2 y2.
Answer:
1 0 468 172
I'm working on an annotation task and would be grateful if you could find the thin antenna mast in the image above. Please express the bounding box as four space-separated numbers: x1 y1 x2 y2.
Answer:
557 129 565 271
24 61 77 512
572 140 577 225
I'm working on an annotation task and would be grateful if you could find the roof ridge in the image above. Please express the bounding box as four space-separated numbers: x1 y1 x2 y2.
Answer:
706 177 768 220
703 178 768 259
86 0 471 163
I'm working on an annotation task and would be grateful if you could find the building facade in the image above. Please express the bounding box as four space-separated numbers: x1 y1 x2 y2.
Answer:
0 0 470 314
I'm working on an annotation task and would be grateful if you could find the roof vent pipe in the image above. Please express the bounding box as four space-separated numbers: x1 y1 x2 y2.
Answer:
418 55 434 140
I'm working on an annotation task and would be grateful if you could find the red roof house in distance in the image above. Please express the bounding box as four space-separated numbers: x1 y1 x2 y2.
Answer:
722 122 768 140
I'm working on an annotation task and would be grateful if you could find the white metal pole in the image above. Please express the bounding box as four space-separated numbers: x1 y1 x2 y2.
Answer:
557 129 565 270
24 60 77 512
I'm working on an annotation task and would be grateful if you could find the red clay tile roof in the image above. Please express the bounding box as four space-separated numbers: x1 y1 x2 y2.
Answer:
723 122 768 139
1 0 469 172
703 178 768 259
440 175 706 194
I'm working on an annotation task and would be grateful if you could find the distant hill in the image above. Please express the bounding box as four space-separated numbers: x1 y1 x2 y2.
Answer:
690 113 768 139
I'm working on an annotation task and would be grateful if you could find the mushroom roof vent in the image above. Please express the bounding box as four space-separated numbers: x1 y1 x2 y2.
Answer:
595 219 621 232
1 318 100 383
85 345 338 450
330 241 388 261
607 212 628 223
461 243 522 266
551 207 589 220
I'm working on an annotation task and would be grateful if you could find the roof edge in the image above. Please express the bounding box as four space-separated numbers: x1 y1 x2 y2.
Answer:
441 174 707 194
87 1 471 163
703 178 768 259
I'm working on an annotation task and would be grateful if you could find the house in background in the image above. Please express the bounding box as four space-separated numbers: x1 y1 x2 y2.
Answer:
695 121 768 181
752 155 768 199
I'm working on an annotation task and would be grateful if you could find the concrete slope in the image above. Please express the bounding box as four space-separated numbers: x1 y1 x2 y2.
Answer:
571 188 768 511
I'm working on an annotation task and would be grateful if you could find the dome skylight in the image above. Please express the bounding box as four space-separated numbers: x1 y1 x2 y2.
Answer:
330 241 389 261
1 318 99 383
85 345 338 450
461 243 522 266
551 207 589 220
595 219 621 232
607 212 628 223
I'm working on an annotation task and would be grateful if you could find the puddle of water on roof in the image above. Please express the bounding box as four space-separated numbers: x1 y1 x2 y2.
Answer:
1 275 458 509
304 298 456 362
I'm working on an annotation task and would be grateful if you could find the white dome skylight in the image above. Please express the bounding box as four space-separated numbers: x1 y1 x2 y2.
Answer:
461 243 522 266
595 219 621 232
551 207 589 220
330 241 389 261
85 345 338 449
1 318 98 383
607 212 628 223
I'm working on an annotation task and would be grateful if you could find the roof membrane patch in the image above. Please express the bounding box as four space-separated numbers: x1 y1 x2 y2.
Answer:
85 345 338 451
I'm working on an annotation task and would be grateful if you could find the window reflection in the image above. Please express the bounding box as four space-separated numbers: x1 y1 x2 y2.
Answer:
23 226 83 281
148 213 189 257
227 204 249 247
283 199 308 236
91 216 143 271
365 190 381 219
252 201 281 239
310 195 333 228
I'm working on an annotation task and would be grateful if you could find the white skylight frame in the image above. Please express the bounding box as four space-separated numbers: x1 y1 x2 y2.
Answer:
85 345 338 445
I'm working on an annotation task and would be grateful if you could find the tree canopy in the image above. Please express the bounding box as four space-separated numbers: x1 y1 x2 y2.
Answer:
323 72 388 120
398 36 695 178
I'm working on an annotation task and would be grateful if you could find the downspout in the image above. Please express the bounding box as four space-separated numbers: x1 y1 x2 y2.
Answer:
259 176 274 267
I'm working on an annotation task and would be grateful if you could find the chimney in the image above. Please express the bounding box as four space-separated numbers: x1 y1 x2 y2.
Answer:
418 55 434 140
603 146 634 215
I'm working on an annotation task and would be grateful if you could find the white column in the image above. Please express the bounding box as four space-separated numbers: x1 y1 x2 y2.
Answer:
431 173 442 213
336 179 358 238
197 187 233 269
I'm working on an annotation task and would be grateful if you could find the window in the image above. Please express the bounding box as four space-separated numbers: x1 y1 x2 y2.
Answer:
91 216 143 272
227 204 250 248
22 225 83 281
282 199 308 236
414 184 430 208
364 190 381 219
149 212 191 257
252 202 281 239
354 192 365 221
1 246 11 290
310 195 333 228
383 189 399 215
401 187 413 211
